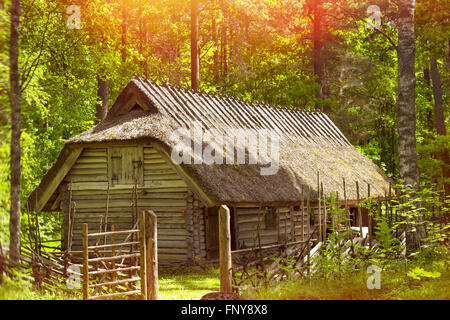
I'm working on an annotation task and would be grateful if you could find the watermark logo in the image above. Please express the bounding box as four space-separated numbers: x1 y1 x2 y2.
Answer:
66 264 81 289
367 5 381 30
170 122 280 176
366 264 381 289
67 5 81 30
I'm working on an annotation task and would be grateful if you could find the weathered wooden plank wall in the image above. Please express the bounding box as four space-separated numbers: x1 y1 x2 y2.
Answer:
65 144 197 263
235 206 318 249
62 144 322 263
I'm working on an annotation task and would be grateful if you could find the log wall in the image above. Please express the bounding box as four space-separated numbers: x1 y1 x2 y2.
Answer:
234 205 320 249
64 144 198 263
60 145 324 263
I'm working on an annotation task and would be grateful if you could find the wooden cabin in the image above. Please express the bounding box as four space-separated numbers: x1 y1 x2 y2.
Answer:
27 78 392 264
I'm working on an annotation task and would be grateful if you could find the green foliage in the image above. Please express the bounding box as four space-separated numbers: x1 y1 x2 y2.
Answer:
407 267 441 280
242 181 449 299
243 264 450 300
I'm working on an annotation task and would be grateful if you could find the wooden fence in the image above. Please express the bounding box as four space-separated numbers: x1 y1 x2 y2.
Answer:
82 210 158 300
216 177 418 291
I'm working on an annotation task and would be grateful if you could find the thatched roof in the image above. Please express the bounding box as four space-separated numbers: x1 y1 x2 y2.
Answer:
28 77 392 210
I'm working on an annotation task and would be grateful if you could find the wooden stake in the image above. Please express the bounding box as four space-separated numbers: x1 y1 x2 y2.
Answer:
356 181 363 237
318 172 322 242
289 206 295 242
307 241 311 275
301 185 305 242
335 191 339 232
307 186 311 238
277 208 281 244
321 183 326 242
389 182 393 224
144 210 158 300
284 210 288 244
68 202 76 253
219 205 233 293
343 178 350 238
104 182 110 245
82 223 89 300
110 225 116 293
368 184 372 246
139 211 147 300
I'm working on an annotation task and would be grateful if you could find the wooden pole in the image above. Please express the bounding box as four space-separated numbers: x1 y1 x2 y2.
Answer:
145 210 158 300
321 183 326 242
389 182 393 224
301 185 305 242
289 206 295 242
368 184 372 246
219 205 233 293
343 178 350 239
318 173 322 242
82 223 89 300
139 211 147 300
307 241 311 276
335 191 339 232
277 208 281 244
110 225 117 292
355 181 363 238
307 186 311 239
284 211 288 244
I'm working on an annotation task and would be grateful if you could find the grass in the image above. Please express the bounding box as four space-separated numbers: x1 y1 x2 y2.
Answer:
2 252 448 300
0 266 220 300
0 270 79 300
2 265 448 300
241 266 450 300
159 266 220 300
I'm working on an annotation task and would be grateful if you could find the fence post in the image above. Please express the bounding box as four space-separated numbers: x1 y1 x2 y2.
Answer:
82 223 89 300
139 211 148 300
145 210 158 300
110 225 117 292
219 205 233 293
318 173 322 242
321 183 326 242
356 181 363 237
368 184 372 247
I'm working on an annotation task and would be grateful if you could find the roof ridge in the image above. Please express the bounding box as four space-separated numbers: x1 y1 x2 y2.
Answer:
128 76 351 146
135 75 318 114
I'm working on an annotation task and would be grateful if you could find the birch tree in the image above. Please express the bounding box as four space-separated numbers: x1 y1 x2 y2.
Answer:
9 0 21 264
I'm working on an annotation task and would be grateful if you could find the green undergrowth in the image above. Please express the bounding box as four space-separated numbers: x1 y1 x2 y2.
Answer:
0 269 78 300
242 267 450 300
0 265 220 300
241 240 450 300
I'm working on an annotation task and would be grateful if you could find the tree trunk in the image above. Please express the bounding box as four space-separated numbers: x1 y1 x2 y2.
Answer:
397 0 420 189
222 25 228 79
95 74 109 122
121 4 127 62
312 6 324 101
190 0 200 91
220 1 229 80
309 0 329 112
397 0 425 248
9 0 21 264
212 15 220 83
430 57 450 196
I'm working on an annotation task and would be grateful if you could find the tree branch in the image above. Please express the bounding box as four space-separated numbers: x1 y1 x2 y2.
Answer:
334 1 398 51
